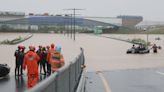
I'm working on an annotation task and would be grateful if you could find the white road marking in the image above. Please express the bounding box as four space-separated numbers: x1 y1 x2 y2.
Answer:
156 71 164 75
97 71 112 92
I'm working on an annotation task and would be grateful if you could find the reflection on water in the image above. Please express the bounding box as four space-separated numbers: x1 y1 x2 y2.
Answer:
0 75 10 83
14 74 48 92
15 76 26 92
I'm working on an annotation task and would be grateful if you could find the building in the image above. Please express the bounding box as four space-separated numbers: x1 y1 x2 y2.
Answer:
0 11 143 32
117 15 143 27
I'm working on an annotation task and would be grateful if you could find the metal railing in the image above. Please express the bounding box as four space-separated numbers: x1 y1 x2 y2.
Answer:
26 48 85 92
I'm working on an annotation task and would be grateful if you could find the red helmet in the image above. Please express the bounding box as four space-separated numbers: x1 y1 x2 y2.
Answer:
21 46 26 49
51 43 55 48
18 45 22 49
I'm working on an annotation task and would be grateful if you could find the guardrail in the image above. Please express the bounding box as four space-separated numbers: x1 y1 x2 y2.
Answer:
26 48 85 92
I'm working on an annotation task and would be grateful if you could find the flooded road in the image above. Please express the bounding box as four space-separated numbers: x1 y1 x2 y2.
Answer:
74 34 164 92
0 33 80 91
75 34 164 71
0 33 164 92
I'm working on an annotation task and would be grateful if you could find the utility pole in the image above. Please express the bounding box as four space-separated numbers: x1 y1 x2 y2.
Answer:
63 8 85 41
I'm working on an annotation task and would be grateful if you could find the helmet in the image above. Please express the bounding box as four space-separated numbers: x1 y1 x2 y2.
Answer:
56 45 61 52
38 45 42 48
51 43 55 48
18 45 22 49
22 46 26 49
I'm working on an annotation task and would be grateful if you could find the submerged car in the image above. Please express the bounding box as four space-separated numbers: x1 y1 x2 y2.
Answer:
127 48 150 54
0 64 10 77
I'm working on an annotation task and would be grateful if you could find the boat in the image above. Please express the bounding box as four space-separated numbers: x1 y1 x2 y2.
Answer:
0 64 10 77
10 34 33 45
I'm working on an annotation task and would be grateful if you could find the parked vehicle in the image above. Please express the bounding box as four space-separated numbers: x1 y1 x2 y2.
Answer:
0 64 10 77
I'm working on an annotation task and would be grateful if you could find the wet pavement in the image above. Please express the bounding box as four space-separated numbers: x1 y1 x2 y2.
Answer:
0 33 80 92
86 68 164 92
0 74 47 92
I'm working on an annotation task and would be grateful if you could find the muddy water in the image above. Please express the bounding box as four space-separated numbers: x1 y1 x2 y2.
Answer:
0 33 80 75
0 33 164 91
75 34 164 72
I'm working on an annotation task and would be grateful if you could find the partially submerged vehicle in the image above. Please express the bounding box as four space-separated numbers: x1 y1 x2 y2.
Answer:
127 47 150 54
0 64 10 77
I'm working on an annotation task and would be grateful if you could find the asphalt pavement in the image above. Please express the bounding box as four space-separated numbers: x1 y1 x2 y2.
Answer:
86 68 164 92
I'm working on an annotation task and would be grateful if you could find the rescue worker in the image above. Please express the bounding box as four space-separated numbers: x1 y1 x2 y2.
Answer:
14 45 23 76
46 44 55 75
23 46 40 88
46 45 50 51
50 45 65 72
20 46 26 75
151 44 158 53
131 44 136 49
40 47 47 75
46 45 50 74
36 45 42 73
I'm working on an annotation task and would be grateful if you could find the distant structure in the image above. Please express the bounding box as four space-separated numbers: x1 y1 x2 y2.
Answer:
135 21 164 30
117 15 143 27
0 11 25 22
0 11 144 32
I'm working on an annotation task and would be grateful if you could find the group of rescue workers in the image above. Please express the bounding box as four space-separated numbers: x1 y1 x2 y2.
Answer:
14 43 65 88
131 44 161 53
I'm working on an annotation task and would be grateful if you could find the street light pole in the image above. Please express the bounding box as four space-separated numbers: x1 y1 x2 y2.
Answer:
63 8 85 41
73 9 76 40
144 27 149 48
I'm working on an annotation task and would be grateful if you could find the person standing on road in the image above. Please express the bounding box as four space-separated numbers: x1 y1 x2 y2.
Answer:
46 43 55 75
45 45 50 74
40 47 47 75
20 46 26 75
50 45 65 72
14 45 23 76
23 46 40 88
36 45 42 73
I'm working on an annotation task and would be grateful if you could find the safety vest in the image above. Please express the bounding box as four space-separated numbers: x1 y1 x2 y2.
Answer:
50 51 62 68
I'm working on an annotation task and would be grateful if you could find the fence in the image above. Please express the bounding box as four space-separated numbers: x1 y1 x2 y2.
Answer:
26 48 85 92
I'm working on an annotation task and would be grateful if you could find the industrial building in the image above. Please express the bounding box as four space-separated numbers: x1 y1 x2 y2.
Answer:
0 11 143 32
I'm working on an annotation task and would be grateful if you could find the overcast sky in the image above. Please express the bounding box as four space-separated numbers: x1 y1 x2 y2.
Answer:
0 0 164 21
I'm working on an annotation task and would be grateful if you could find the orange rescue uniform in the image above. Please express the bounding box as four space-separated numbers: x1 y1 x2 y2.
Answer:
23 50 40 88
